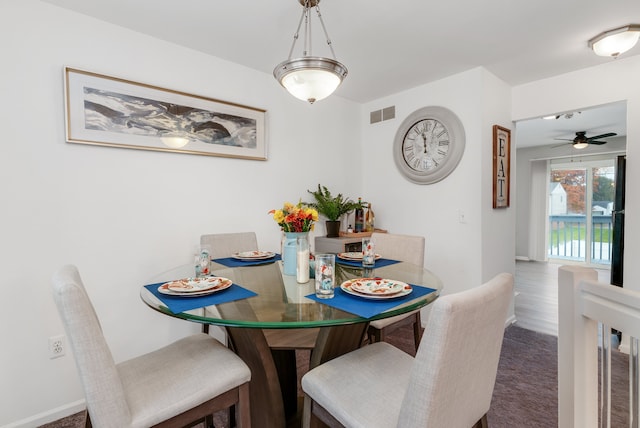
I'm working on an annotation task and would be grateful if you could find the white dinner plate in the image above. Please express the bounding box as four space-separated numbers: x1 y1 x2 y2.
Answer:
158 277 233 297
232 251 276 260
337 252 382 261
341 278 412 300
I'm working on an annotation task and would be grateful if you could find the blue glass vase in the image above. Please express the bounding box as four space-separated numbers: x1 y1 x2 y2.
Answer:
283 232 308 276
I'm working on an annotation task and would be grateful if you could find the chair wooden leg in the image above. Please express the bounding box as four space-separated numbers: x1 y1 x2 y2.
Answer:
204 414 214 428
367 326 381 344
235 382 251 428
412 312 423 350
472 413 489 428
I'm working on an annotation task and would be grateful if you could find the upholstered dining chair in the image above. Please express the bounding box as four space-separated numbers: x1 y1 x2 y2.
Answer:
367 232 426 349
201 231 259 259
52 265 251 428
302 272 513 428
199 232 259 335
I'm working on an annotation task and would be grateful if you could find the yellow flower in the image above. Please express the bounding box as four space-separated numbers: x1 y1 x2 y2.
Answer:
269 200 317 232
273 210 284 223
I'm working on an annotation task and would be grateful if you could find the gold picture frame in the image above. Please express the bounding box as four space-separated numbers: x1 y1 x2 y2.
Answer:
492 125 511 208
64 67 267 160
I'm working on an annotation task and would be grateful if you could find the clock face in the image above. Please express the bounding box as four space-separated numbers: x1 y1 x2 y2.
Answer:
393 106 465 184
402 119 451 172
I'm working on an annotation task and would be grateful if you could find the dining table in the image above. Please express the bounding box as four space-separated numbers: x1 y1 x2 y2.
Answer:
140 253 442 428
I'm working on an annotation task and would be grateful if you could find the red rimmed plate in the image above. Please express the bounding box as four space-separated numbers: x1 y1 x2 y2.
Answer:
158 277 233 297
340 278 412 300
231 251 275 260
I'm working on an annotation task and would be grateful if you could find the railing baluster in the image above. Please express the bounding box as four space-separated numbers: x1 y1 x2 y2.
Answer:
549 215 612 262
632 337 639 428
601 323 611 428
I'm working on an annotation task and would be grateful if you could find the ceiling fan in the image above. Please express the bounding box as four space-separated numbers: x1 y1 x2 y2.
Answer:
554 131 617 149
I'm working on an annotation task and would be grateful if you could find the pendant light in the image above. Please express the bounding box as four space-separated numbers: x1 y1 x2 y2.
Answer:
273 0 348 104
588 24 640 57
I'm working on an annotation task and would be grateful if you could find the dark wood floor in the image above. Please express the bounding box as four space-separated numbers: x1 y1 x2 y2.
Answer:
513 260 611 336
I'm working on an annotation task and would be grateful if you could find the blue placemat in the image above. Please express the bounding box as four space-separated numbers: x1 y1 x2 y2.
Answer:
213 254 281 267
305 284 436 318
335 257 401 268
144 281 257 314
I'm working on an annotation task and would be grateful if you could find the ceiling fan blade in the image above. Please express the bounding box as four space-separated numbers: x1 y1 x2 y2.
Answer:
553 138 574 141
588 140 607 145
551 142 572 148
586 132 617 141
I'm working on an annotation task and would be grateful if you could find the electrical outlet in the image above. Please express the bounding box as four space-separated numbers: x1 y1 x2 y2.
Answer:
49 335 65 359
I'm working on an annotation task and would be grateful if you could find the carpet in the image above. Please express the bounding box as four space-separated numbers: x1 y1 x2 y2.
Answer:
40 325 630 428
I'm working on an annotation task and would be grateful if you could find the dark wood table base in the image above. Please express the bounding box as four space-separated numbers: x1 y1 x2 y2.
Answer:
227 323 369 428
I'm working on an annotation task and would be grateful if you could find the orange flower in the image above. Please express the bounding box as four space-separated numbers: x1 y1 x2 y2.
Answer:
269 201 318 232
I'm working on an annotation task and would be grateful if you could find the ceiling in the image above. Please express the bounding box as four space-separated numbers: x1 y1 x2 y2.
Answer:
515 101 627 149
43 0 638 147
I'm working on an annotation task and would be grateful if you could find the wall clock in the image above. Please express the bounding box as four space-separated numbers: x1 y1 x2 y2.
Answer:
393 106 465 184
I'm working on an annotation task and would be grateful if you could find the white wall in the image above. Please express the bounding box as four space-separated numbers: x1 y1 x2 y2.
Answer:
512 55 640 291
360 68 515 300
0 1 362 425
480 70 515 284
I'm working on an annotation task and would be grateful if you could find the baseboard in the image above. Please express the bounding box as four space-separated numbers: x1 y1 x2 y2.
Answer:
2 399 85 428
505 314 517 328
515 256 530 261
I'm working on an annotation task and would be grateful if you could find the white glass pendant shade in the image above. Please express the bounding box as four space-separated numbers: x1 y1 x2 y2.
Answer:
589 25 640 57
274 57 347 104
274 0 348 104
573 142 589 149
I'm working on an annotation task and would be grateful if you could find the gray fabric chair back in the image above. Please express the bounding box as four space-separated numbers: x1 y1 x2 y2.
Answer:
201 232 259 259
371 232 425 267
52 265 132 427
397 273 513 427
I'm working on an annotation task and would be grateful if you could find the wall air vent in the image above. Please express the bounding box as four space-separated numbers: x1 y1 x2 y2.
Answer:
370 106 395 124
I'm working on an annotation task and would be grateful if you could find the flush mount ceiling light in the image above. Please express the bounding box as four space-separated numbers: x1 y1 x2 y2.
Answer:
273 0 348 104
588 24 640 57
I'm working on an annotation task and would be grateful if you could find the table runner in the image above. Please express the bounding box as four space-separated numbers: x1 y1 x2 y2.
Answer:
213 254 282 267
335 257 401 268
144 281 257 314
305 284 436 318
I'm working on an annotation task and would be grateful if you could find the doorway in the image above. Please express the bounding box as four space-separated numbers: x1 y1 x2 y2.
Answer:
548 159 616 266
514 100 627 264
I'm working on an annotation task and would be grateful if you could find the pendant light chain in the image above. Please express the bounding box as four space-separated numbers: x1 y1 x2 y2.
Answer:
285 0 337 60
314 3 338 59
304 4 312 57
287 8 306 60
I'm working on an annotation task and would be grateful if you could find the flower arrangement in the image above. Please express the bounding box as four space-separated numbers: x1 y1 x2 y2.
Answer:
269 201 318 232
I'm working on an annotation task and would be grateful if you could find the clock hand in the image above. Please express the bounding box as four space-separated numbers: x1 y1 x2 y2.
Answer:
422 132 428 153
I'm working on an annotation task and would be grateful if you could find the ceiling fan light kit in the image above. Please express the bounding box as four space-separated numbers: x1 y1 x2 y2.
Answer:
588 24 640 57
273 0 348 104
554 131 617 149
573 142 589 150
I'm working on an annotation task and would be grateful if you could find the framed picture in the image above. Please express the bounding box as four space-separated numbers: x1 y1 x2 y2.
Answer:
492 125 511 208
64 67 267 160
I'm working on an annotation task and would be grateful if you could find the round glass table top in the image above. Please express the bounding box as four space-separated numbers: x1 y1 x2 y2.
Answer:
140 260 442 328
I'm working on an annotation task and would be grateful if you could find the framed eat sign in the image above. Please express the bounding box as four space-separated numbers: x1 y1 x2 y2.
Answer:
492 125 511 208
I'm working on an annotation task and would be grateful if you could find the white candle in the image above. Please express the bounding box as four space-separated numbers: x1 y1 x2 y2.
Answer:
297 249 310 283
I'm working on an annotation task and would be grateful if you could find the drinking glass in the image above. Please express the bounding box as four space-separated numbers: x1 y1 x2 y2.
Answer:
195 244 211 278
362 238 375 267
314 254 335 299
